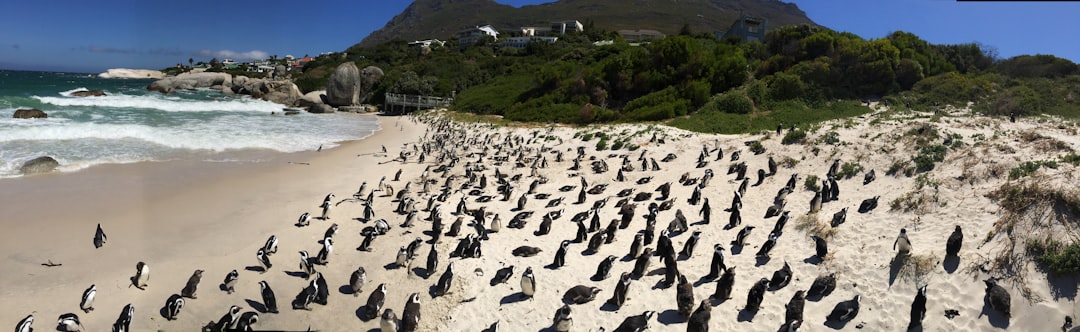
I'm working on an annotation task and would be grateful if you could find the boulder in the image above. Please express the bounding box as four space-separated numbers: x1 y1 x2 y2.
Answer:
325 62 360 107
98 68 165 79
283 110 301 115
70 90 106 97
20 156 60 175
358 66 385 104
147 72 232 93
247 80 302 106
12 108 47 119
273 65 287 79
298 90 328 108
308 104 336 114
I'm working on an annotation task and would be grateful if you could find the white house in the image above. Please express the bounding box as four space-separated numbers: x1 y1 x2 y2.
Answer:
551 20 584 34
456 25 500 46
408 39 446 48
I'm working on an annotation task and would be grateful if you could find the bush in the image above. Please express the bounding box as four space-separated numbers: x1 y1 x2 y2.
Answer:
913 144 947 173
1027 240 1080 274
707 89 753 115
596 137 609 151
749 141 765 154
804 174 820 192
837 162 864 179
1009 160 1059 180
782 129 807 145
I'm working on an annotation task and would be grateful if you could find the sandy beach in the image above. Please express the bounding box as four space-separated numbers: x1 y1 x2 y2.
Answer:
2 106 1079 331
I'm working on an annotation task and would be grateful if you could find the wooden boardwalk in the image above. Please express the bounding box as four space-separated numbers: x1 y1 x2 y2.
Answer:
383 93 453 114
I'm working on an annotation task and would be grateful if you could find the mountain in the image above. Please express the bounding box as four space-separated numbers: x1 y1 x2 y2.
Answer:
356 0 816 48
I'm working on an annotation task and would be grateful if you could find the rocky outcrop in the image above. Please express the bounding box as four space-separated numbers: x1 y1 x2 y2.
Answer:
326 62 360 107
147 72 232 93
308 104 336 114
250 80 303 106
359 66 385 104
13 109 47 119
298 90 328 108
99 68 165 79
20 156 60 175
273 65 287 79
70 90 106 97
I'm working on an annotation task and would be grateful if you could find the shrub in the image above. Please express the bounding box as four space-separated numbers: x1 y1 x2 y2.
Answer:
804 174 820 192
596 137 608 151
1009 160 1059 180
837 162 864 179
712 89 754 114
782 129 807 145
913 144 947 173
749 141 765 154
1027 240 1080 274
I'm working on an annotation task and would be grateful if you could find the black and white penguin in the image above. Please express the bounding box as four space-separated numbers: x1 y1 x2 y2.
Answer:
746 278 769 311
112 304 133 332
587 231 607 254
686 300 711 332
445 216 463 237
699 197 712 224
263 235 278 255
563 285 602 304
593 255 617 281
236 311 258 331
319 200 332 220
812 235 828 260
57 313 82 332
829 176 839 200
676 274 695 317
490 265 515 286
323 223 339 241
632 247 653 278
808 191 822 214
756 232 779 259
628 233 644 259
785 290 806 325
257 248 272 273
316 237 333 265
732 226 754 246
765 200 785 218
521 267 537 298
830 208 847 227
771 210 791 235
552 240 570 268
78 284 96 313
380 309 400 332
946 225 963 257
349 267 367 296
661 249 680 287
552 304 573 332
363 284 388 320
705 244 727 279
93 223 107 248
769 261 792 290
164 294 184 320
395 246 409 268
864 169 876 185
258 280 278 313
298 250 316 279
858 196 879 213
909 285 927 330
536 214 553 236
212 305 241 331
425 245 440 278
433 263 455 297
15 314 32 332
728 206 742 229
297 212 311 227
401 293 422 332
405 237 423 259
826 295 861 322
894 228 912 256
133 261 149 290
222 269 239 294
607 272 632 308
680 231 702 259
614 311 656 332
985 278 1011 318
808 273 837 299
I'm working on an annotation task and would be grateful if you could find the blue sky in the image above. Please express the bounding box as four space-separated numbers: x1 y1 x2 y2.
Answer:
1 0 1078 73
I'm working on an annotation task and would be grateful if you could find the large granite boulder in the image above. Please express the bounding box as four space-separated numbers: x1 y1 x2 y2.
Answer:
325 62 360 107
13 108 47 119
20 156 60 175
71 90 106 97
358 66 385 104
247 80 302 106
298 90 328 108
147 72 232 93
273 65 287 79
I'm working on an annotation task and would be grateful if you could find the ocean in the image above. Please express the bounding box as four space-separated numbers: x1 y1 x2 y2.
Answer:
0 70 380 178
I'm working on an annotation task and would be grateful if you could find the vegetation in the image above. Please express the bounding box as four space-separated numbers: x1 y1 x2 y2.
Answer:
1026 240 1080 275
804 174 820 192
837 161 864 179
782 129 808 145
912 144 947 173
1008 160 1059 180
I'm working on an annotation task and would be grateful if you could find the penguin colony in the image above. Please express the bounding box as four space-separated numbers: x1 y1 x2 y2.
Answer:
12 111 1051 331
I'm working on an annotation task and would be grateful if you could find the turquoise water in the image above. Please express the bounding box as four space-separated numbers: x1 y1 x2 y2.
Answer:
0 70 379 178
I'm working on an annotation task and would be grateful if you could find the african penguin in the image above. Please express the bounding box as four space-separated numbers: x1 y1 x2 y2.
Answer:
521 267 537 298
433 263 455 297
57 313 82 332
263 235 278 255
112 304 133 332
363 284 388 320
15 314 32 332
812 235 828 260
984 278 1011 318
552 304 573 332
808 273 837 299
745 278 769 312
133 261 149 290
592 255 617 281
314 271 329 305
732 226 754 246
676 274 695 317
212 305 241 331
909 285 927 330
769 261 793 290
222 269 239 294
680 231 701 259
614 311 656 332
894 228 912 256
785 290 806 324
259 280 279 313
826 295 861 322
93 223 106 249
350 267 367 296
632 247 653 278
607 272 632 308
563 285 602 304
756 232 779 259
79 284 96 313
490 265 515 286
706 244 727 279
164 294 184 320
687 300 711 332
236 311 258 331
946 225 963 257
299 250 316 279
552 240 569 268
257 248 272 273
627 233 644 259
401 293 422 332
380 309 400 332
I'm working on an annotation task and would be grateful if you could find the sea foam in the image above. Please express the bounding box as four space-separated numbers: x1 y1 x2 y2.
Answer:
34 93 284 113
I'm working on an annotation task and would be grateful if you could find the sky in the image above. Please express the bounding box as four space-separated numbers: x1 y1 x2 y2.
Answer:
1 0 1078 73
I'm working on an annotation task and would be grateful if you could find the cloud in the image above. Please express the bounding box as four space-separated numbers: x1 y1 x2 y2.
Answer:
193 49 270 61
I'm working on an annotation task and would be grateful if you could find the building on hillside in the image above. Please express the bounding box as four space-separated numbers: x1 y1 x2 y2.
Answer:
717 11 768 42
618 29 665 43
291 56 314 69
499 36 559 49
551 20 584 35
456 25 500 47
408 39 445 48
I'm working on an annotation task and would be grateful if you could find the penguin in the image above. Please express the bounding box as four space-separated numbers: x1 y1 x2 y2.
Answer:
829 176 840 200
746 278 769 311
425 245 440 277
808 191 822 214
259 280 279 313
396 246 409 268
765 200 785 218
482 321 500 332
401 293 422 332
775 288 803 324
299 250 316 279
316 237 333 265
79 284 96 313
491 265 515 286
319 200 332 220
93 223 106 248
864 169 876 185
769 261 793 290
699 197 711 224
894 228 912 256
821 179 833 202
628 233 644 259
490 213 502 233
165 294 184 320
552 240 570 268
812 235 828 260
364 284 388 320
858 196 879 213
771 210 790 235
830 208 847 227
661 250 680 287
593 255 617 281
351 267 367 296
380 309 400 332
213 305 241 331
405 237 423 259
614 311 657 332
133 261 149 290
536 214 552 236
236 311 258 331
676 274 695 317
112 303 133 332
263 235 278 255
433 263 454 297
909 285 927 330
15 314 32 332
754 168 767 187
222 269 239 294
57 313 82 332
828 159 840 178
808 273 837 298
552 304 573 332
731 226 754 246
314 272 329 305
513 246 543 257
257 248 272 273
727 206 742 229
826 295 861 322
445 217 463 237
687 300 711 332
323 192 335 206
587 231 607 254
521 267 537 298
756 232 779 259
607 272 632 308
632 247 653 278
706 244 727 279
363 204 375 222
293 281 317 310
946 225 963 257
985 278 1011 317
563 285 602 304
517 194 528 210
680 230 701 259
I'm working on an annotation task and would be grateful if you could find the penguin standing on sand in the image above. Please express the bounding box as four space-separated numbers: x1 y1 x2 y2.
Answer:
746 278 769 312
680 231 701 259
222 269 239 294
687 300 711 332
263 235 278 255
113 304 133 332
552 240 569 268
521 267 536 299
93 223 107 248
894 228 912 256
813 235 828 260
259 281 278 313
732 226 754 246
433 263 455 297
401 293 422 332
320 200 332 220
181 269 204 299
593 255 617 281
380 309 400 332
79 284 96 313
165 294 185 320
426 245 439 278
552 304 573 332
706 244 726 279
713 267 736 301
627 233 644 259
676 274 695 317
632 248 653 278
909 285 927 330
786 290 806 325
607 272 632 308
363 284 388 320
946 225 963 257
350 267 367 296
257 248 272 273
15 314 32 332
133 261 149 290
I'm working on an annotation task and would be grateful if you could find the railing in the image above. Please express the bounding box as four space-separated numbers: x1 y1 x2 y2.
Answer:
384 93 454 114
